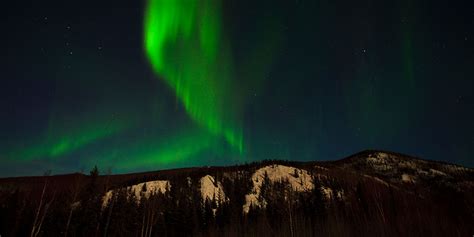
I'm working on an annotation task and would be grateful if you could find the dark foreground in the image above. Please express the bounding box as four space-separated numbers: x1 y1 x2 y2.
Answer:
0 150 473 236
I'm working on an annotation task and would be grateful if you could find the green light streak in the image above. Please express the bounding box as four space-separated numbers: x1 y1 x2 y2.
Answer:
103 129 217 170
9 118 125 161
82 125 249 173
143 0 243 153
48 123 123 157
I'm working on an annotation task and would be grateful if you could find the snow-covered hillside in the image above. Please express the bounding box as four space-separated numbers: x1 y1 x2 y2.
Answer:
98 151 471 215
200 175 227 204
243 165 314 213
3 150 473 236
343 151 474 185
103 180 169 207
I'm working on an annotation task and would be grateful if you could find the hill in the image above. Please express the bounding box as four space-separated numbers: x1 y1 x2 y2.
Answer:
0 150 473 236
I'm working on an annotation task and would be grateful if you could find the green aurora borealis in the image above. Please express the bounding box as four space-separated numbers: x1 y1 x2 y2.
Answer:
144 0 243 152
1 0 473 176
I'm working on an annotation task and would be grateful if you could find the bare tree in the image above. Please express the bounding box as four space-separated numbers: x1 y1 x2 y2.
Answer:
65 172 83 237
141 194 158 237
102 168 114 237
103 191 116 237
31 170 55 237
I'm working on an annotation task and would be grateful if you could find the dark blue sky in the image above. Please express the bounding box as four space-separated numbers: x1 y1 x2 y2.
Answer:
1 0 473 177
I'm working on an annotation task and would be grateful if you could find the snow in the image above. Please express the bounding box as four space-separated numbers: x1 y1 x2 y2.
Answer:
71 201 80 210
399 160 418 169
130 180 169 199
365 152 423 172
429 169 447 176
200 175 227 204
254 165 313 191
321 186 333 199
417 169 429 176
401 174 415 183
321 187 344 200
103 191 113 207
243 194 258 214
314 165 329 171
243 165 314 213
443 164 472 173
366 152 394 171
187 177 192 187
102 180 169 207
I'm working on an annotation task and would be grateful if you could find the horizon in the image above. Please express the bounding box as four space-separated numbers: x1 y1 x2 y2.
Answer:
1 149 471 179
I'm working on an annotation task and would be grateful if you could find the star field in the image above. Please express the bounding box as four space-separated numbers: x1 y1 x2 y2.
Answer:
0 0 473 176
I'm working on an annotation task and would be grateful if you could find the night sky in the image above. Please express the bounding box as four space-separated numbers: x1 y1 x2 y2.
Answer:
1 0 473 177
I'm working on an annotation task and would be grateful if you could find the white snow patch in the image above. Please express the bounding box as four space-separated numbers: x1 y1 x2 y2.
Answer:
314 165 329 171
366 152 393 171
320 186 344 200
200 175 227 204
102 180 169 207
401 174 415 183
429 169 447 176
321 186 333 199
417 169 429 176
243 165 314 213
443 164 472 173
103 191 113 207
71 201 80 210
399 160 417 169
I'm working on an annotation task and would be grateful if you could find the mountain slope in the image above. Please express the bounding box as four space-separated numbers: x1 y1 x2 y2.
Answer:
0 150 473 236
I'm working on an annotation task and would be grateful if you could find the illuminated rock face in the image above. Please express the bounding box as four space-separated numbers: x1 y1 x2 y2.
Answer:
102 180 170 207
242 165 315 214
200 175 227 205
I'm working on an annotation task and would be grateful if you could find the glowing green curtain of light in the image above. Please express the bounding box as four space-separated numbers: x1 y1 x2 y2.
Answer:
144 0 243 153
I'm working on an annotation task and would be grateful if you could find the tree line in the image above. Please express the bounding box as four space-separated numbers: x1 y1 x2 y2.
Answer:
0 163 472 236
